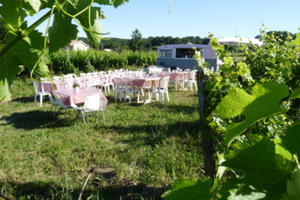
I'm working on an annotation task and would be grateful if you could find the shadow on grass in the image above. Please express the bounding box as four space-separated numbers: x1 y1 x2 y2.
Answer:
12 96 35 103
1 110 75 130
0 181 164 200
150 103 198 115
106 120 201 147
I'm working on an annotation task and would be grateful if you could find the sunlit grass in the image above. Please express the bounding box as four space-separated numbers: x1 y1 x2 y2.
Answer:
0 78 204 199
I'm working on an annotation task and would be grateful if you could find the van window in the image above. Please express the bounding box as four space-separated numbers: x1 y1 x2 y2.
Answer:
175 48 203 58
159 50 172 58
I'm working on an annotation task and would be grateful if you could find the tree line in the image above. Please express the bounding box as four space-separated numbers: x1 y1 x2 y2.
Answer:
79 28 296 52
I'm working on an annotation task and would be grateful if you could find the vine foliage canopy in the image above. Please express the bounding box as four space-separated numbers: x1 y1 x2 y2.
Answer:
0 0 129 101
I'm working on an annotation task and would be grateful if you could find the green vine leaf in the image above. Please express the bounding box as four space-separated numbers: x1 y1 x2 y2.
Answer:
215 82 289 146
281 123 300 161
289 87 300 100
48 12 78 52
282 170 300 200
162 179 213 200
223 138 290 199
24 0 41 13
0 0 26 28
76 6 103 48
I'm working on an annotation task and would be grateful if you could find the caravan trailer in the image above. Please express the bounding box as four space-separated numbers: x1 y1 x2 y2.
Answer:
157 44 217 70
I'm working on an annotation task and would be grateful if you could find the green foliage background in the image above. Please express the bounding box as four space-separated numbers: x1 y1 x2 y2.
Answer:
48 49 157 74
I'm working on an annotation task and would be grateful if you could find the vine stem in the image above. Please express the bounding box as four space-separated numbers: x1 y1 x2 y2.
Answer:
0 9 53 61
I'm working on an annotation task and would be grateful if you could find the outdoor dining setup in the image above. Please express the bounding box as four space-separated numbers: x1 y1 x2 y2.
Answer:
32 67 198 123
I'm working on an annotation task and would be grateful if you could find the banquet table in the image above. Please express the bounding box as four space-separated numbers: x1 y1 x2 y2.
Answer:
55 88 108 110
131 77 161 89
39 80 64 92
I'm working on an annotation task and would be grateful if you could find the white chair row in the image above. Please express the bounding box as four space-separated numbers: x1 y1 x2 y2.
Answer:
112 76 170 104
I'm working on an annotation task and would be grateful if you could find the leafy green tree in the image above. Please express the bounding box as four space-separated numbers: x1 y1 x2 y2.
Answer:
129 28 144 51
0 0 128 101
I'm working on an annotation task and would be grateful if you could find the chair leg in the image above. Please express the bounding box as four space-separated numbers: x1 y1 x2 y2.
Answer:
39 95 43 107
34 94 37 102
161 93 164 104
81 111 86 123
166 91 170 102
101 110 106 125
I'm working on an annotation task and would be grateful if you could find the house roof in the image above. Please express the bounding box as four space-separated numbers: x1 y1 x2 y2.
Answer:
70 40 89 47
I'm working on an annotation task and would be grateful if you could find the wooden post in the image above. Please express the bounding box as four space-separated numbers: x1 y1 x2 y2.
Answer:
197 69 216 180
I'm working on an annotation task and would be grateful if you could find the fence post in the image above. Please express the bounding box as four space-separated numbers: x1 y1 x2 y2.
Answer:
197 69 216 180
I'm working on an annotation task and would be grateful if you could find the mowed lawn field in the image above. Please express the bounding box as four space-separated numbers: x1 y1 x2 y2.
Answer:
0 78 205 199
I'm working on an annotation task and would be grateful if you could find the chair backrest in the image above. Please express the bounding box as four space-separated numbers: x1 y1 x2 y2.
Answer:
53 76 63 81
84 94 101 110
189 70 197 80
54 93 69 109
159 76 170 90
122 78 133 90
48 93 58 106
80 73 87 78
32 81 40 93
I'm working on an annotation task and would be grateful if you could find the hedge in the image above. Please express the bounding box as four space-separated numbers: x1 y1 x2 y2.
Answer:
49 49 157 74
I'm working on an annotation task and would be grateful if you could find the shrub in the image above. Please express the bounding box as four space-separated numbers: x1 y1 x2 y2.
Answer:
49 49 157 74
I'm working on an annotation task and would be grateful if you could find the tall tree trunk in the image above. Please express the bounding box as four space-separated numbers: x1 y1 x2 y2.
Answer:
197 70 216 180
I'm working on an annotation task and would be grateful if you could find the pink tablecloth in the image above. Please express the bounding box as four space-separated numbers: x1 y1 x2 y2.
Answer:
55 88 108 110
39 81 65 92
131 77 161 88
151 72 189 81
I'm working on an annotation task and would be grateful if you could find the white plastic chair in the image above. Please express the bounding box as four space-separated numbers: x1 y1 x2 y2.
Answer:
150 76 170 104
102 74 114 93
53 76 63 81
122 78 143 103
72 93 105 124
32 81 49 106
188 70 198 91
112 78 126 102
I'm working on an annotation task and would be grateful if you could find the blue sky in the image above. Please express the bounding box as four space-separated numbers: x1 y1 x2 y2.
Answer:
30 0 300 39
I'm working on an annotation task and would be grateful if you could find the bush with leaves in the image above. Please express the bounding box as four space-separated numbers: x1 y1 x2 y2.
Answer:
0 0 129 101
48 49 157 74
163 30 300 200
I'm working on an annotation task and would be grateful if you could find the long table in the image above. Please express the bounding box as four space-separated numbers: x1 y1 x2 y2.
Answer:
55 88 108 110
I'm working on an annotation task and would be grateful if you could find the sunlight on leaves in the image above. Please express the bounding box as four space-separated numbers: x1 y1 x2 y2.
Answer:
215 82 289 146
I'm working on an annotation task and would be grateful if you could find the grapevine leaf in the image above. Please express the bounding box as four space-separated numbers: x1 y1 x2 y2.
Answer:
48 11 78 53
215 88 255 118
12 30 44 69
290 32 300 46
76 7 103 48
281 122 300 161
289 87 300 100
94 0 128 7
112 0 129 8
0 53 22 101
223 139 290 199
0 0 26 28
218 179 266 200
94 0 111 5
282 170 300 200
162 179 213 200
215 82 289 146
24 0 41 13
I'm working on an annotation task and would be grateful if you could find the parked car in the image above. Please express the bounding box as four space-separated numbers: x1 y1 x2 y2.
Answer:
157 43 218 70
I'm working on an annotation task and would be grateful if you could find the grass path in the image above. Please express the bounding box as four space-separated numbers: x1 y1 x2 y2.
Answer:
0 78 204 199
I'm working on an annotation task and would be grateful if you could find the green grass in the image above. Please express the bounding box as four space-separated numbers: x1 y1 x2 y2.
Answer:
0 78 205 199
